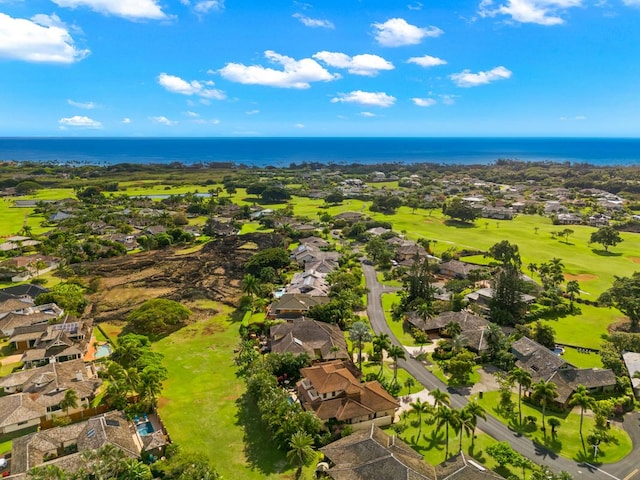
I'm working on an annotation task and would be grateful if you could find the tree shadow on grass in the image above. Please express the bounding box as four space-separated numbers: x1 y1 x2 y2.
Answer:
235 394 287 476
574 449 601 466
444 220 476 229
591 249 622 257
533 440 559 462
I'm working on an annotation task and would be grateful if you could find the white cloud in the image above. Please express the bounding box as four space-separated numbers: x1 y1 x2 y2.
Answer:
193 118 220 125
245 109 260 115
150 116 177 126
440 94 457 105
313 51 394 77
219 50 339 89
0 13 89 63
478 0 582 26
293 13 334 28
185 111 200 117
331 90 396 108
294 123 305 128
622 0 640 5
450 66 512 87
407 55 447 67
560 115 587 121
408 2 423 10
360 112 376 117
122 117 131 124
67 99 98 109
59 115 102 128
158 73 226 100
412 98 437 107
194 1 224 14
52 0 167 20
372 18 443 47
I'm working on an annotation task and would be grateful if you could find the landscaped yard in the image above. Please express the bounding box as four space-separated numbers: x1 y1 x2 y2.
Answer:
381 292 419 347
477 391 632 464
154 302 294 480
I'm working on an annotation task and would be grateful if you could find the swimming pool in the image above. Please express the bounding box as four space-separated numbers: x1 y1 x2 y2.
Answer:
95 343 113 358
136 421 155 437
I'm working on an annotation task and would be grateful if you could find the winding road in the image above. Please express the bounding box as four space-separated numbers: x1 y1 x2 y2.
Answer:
362 263 639 480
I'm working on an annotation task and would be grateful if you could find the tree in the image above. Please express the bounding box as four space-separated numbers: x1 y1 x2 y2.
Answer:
569 384 596 441
324 191 344 205
245 247 290 275
533 322 556 350
349 321 372 371
548 417 561 437
241 273 260 301
490 264 526 326
372 333 391 377
138 365 168 407
387 344 406 384
286 431 315 476
436 406 460 459
126 299 192 338
27 465 68 480
599 272 640 330
443 321 462 338
404 377 416 395
461 400 486 449
590 226 623 252
486 441 518 468
448 350 475 385
442 197 480 223
488 240 522 268
365 236 394 267
409 398 432 439
35 282 88 317
59 388 78 416
508 367 532 426
531 380 559 436
566 280 581 311
559 228 574 243
431 388 450 408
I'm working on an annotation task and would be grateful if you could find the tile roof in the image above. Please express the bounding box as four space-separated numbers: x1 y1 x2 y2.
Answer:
270 318 349 360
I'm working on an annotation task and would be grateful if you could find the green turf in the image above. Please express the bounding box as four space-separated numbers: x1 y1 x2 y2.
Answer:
427 361 481 387
360 361 418 397
476 391 632 464
154 303 292 480
560 346 604 369
381 292 418 347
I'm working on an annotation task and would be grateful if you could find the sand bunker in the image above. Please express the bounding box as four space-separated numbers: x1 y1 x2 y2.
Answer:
564 273 598 281
630 257 640 264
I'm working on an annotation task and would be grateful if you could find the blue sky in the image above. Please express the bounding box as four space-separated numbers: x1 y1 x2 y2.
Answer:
0 0 639 137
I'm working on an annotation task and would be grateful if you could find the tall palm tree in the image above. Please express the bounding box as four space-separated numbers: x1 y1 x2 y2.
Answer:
138 366 166 408
416 302 432 322
349 321 372 372
566 280 581 311
450 334 467 354
286 431 316 478
443 321 462 338
387 345 406 384
372 333 391 377
569 384 596 441
241 273 260 301
409 398 433 439
437 406 460 459
461 400 486 449
508 367 532 426
59 388 78 416
431 388 450 408
531 380 558 437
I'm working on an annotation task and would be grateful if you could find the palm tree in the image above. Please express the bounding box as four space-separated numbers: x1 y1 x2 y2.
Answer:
450 334 467 354
241 273 260 302
566 280 580 311
416 302 432 321
372 333 391 377
531 380 558 437
461 400 486 450
443 321 462 338
569 384 595 441
437 406 460 459
27 465 67 480
404 377 416 395
349 321 372 372
286 431 316 478
138 366 166 408
548 417 561 437
508 367 532 426
59 388 78 416
387 345 406 384
431 388 450 408
409 398 432 439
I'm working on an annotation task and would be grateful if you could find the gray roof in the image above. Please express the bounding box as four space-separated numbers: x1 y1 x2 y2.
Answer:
0 394 46 429
511 337 571 382
270 318 349 360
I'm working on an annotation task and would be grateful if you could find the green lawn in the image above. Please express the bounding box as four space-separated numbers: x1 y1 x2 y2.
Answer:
360 361 418 397
154 303 292 480
381 292 418 346
477 391 632 464
376 271 403 288
560 346 604 369
427 361 481 388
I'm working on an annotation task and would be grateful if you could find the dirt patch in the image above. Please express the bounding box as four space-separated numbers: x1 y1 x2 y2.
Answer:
564 273 598 282
630 257 640 264
157 397 170 408
202 323 225 335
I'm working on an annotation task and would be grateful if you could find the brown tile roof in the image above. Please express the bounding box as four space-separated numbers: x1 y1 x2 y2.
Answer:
0 394 46 429
321 425 435 480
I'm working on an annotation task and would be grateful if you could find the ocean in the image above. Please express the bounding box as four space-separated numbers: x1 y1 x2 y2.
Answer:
0 137 639 167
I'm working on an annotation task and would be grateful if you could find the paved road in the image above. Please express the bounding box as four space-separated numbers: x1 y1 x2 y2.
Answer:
362 263 637 480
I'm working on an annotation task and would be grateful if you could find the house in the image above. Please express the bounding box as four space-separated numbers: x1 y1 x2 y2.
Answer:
285 271 330 297
438 260 483 279
406 311 490 354
269 318 349 361
320 425 501 480
9 410 150 476
297 360 399 429
0 284 48 302
464 288 535 311
333 211 364 223
0 303 64 338
305 257 340 274
144 225 166 236
481 207 514 220
511 337 616 407
267 294 330 319
206 219 238 237
556 213 582 225
623 352 640 397
0 394 46 435
367 227 391 236
48 212 75 223
320 424 436 480
0 359 101 417
299 236 330 249
10 317 93 367
106 233 138 251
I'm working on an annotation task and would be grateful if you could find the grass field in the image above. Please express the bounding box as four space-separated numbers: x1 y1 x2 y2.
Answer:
154 303 292 480
477 391 632 464
381 292 418 347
